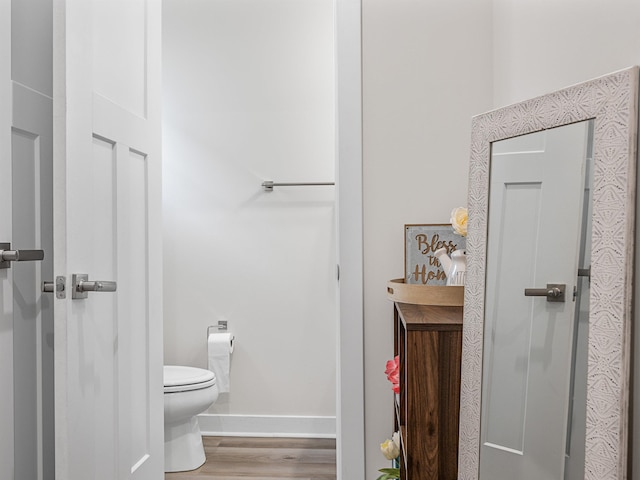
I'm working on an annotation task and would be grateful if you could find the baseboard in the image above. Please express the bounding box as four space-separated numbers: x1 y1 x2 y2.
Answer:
197 414 336 438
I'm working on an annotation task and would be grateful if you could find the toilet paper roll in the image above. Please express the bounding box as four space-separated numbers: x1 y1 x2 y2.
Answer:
208 332 233 393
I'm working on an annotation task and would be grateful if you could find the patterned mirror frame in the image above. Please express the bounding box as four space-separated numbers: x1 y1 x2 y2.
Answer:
458 67 639 480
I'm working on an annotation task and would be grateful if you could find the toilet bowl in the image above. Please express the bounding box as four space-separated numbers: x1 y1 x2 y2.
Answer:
164 365 219 472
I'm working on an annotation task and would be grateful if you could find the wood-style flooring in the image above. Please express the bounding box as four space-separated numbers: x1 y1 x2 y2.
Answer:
165 436 337 480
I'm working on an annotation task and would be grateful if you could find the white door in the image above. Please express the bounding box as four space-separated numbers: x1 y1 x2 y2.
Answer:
2 1 56 478
0 1 14 476
53 1 163 479
479 122 590 480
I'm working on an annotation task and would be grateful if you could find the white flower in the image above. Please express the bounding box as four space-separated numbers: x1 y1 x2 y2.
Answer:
450 207 468 237
380 437 400 460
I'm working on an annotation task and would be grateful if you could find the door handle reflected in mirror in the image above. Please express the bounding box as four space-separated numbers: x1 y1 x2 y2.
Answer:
524 283 566 303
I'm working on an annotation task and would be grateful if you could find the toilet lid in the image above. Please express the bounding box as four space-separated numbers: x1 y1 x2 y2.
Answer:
164 365 216 393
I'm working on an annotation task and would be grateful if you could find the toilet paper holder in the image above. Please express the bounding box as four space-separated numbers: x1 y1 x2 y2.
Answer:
207 322 235 353
208 320 228 333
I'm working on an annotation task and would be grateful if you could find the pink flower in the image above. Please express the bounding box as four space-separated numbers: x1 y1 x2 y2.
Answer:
385 356 400 393
384 357 397 376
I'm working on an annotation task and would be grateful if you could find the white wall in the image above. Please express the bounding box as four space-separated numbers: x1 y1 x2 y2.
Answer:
492 0 640 107
362 0 493 476
162 0 336 428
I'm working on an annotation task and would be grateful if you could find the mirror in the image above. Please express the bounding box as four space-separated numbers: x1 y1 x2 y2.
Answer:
481 121 593 480
458 67 638 480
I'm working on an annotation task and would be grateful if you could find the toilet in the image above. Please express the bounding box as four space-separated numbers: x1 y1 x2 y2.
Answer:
164 365 219 472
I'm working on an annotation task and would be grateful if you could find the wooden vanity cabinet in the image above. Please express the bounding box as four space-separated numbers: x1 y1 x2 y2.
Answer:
393 302 463 480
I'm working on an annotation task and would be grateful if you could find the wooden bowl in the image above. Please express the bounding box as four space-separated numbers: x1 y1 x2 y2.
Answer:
386 279 464 306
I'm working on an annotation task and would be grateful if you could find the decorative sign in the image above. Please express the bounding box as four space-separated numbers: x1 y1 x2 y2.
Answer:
405 224 466 285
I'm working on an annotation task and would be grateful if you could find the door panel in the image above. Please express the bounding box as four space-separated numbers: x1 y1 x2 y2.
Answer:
54 0 163 478
480 122 590 480
91 136 119 480
117 148 151 472
12 127 41 480
12 40 55 480
93 0 147 118
482 181 541 453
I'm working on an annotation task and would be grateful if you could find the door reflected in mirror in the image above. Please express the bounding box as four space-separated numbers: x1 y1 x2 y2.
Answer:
480 121 593 480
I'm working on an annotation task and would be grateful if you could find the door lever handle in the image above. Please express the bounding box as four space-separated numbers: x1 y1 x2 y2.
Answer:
524 283 566 302
72 274 117 299
77 280 117 292
0 242 45 269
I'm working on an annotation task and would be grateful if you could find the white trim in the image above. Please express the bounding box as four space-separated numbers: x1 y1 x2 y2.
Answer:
198 414 336 439
335 0 365 479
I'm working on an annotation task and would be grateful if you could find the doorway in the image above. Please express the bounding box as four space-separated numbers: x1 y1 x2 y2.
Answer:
2 0 365 478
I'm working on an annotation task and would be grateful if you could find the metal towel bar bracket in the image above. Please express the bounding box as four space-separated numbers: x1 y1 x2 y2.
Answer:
262 180 335 191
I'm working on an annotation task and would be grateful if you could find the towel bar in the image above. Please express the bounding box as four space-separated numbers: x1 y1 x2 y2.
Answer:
262 180 335 191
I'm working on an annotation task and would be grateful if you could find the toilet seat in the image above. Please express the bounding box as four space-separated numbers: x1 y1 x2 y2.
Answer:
164 365 216 393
